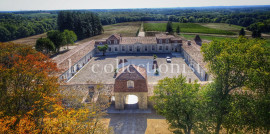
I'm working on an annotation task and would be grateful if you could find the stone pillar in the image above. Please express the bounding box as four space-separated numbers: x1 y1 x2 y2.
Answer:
138 93 148 109
115 93 124 110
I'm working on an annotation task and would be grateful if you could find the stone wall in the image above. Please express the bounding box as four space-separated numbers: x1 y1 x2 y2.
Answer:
59 50 95 82
60 84 114 104
181 48 209 81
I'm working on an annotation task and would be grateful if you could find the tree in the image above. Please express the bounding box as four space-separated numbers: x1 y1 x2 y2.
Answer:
15 26 30 38
153 54 157 59
0 42 111 133
98 44 108 56
0 26 11 42
58 11 103 40
47 30 66 53
201 37 269 134
239 28 245 36
252 30 261 38
35 37 55 54
151 75 207 134
63 29 77 49
176 25 180 34
166 21 173 34
0 43 59 129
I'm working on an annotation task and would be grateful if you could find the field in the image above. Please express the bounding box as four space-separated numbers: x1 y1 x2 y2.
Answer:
10 33 47 46
180 34 237 41
10 22 141 46
76 22 141 44
144 22 236 35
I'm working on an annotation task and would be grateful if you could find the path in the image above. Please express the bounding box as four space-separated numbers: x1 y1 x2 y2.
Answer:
105 112 172 134
138 22 145 37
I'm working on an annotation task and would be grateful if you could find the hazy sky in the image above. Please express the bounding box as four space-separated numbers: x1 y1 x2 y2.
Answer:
1 0 270 11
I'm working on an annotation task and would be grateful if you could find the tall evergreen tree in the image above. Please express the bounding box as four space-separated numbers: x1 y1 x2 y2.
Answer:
176 25 180 34
58 11 103 40
239 28 245 36
166 21 173 34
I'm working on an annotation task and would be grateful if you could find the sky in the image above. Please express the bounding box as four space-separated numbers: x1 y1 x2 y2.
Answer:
0 0 270 11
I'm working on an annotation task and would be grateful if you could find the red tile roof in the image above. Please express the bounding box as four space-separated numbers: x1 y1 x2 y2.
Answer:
181 41 208 71
114 65 148 92
155 33 174 39
116 65 147 80
53 41 95 75
120 37 157 45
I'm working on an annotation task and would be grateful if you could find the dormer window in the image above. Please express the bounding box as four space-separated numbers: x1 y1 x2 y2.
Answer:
108 40 111 44
127 80 134 88
114 40 118 44
159 39 162 44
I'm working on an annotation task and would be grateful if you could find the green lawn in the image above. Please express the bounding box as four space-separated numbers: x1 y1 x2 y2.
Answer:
180 34 236 41
144 23 236 35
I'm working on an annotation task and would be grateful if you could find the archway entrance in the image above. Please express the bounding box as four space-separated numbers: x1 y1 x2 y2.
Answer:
124 95 139 109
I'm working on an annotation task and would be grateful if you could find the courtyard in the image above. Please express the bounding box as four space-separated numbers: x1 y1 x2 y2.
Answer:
68 53 200 85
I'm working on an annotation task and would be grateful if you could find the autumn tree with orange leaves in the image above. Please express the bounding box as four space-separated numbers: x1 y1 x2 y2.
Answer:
0 42 111 133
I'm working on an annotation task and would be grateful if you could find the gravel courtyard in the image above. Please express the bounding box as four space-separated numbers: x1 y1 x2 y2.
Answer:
68 53 200 84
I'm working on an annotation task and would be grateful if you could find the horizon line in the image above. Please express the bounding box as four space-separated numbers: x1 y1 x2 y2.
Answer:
1 4 270 12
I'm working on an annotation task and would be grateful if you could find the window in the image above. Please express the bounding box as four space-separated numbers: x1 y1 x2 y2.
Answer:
122 46 125 51
99 42 103 45
166 46 169 50
174 40 178 43
166 39 169 43
108 47 111 52
159 39 162 44
137 46 140 52
145 46 147 51
159 46 162 50
152 45 155 51
129 46 132 51
115 47 118 51
107 40 111 44
114 40 118 44
127 80 134 88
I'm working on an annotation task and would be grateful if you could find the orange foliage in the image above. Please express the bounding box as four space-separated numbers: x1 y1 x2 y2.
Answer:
0 42 110 133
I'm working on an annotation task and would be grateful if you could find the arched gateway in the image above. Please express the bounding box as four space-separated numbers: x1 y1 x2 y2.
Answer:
114 65 148 110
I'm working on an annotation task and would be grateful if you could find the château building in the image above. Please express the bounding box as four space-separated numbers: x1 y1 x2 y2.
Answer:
55 33 210 82
94 33 182 54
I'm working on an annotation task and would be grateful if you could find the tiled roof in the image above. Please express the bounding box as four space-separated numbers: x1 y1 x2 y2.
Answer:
116 65 147 80
155 33 174 39
53 41 95 75
120 37 157 45
108 34 121 40
171 37 182 41
181 41 207 71
114 65 148 92
95 38 107 42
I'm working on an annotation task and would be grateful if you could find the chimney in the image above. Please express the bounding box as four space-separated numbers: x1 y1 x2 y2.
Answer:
188 40 191 45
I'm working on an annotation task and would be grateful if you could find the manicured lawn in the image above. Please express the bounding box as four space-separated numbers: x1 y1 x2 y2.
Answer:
144 23 236 35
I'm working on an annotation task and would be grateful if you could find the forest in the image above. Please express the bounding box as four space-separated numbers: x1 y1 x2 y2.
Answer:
1 6 270 42
0 13 57 42
57 11 103 40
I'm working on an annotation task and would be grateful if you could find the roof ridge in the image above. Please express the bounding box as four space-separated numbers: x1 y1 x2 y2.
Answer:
129 65 146 79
